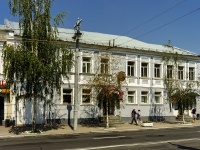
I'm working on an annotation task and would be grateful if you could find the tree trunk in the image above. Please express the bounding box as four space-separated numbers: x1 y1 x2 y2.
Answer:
32 94 37 132
106 98 109 128
43 100 46 125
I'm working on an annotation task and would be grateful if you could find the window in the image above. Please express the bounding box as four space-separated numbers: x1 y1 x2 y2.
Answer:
189 67 194 80
63 89 72 103
101 58 108 74
155 92 161 104
154 64 161 78
167 65 173 78
178 66 184 80
141 91 148 103
141 63 148 77
82 89 91 103
82 57 91 73
127 61 134 76
128 91 135 103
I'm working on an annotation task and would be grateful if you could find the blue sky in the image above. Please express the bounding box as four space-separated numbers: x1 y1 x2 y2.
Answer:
0 0 200 54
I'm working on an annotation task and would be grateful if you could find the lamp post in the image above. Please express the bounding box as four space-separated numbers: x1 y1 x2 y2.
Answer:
72 18 82 131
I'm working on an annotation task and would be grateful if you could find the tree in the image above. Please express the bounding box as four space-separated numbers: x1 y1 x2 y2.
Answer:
162 40 199 122
85 53 125 128
3 0 73 132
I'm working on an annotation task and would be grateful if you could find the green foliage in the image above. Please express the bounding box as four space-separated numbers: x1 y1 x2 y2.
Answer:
5 0 73 131
3 43 73 98
162 40 198 115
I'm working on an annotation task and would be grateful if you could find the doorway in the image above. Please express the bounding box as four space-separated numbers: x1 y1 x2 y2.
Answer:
103 100 115 115
0 96 4 125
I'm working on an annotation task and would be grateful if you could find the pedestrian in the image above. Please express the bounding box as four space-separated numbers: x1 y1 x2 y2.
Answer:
192 107 197 122
130 109 138 125
137 110 142 125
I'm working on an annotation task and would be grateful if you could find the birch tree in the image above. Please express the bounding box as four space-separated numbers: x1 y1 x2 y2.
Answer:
162 41 199 122
3 0 73 132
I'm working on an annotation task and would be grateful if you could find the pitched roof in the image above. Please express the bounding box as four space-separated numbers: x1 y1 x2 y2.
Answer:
0 19 198 56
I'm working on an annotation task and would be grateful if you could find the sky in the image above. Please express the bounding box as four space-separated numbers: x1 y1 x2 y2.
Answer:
0 0 200 54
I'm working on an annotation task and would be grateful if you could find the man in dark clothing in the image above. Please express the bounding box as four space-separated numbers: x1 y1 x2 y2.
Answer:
192 108 197 122
130 109 138 125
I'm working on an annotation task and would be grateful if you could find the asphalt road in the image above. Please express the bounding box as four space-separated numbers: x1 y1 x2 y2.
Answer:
0 127 200 150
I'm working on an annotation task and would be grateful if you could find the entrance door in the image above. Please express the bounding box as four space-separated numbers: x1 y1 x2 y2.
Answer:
103 100 115 115
0 96 4 125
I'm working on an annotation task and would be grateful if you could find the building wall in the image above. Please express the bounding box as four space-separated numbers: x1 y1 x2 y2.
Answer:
0 28 200 125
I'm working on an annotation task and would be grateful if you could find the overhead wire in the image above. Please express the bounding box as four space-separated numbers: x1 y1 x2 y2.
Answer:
5 0 199 50
114 0 187 40
116 7 200 48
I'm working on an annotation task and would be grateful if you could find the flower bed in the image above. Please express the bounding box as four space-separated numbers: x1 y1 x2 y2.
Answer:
141 121 153 127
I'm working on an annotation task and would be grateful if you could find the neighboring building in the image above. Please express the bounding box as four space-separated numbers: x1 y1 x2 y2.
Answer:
0 19 200 125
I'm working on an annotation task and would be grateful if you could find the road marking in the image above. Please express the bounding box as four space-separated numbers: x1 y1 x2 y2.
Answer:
63 138 200 150
93 136 126 140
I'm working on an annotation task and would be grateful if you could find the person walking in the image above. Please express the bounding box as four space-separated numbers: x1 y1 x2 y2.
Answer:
130 109 138 125
192 107 197 122
137 110 142 125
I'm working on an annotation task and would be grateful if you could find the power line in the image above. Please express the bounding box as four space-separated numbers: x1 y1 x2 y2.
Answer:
114 0 187 40
116 7 200 48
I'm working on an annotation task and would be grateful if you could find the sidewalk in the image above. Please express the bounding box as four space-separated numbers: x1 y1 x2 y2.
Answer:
0 120 200 138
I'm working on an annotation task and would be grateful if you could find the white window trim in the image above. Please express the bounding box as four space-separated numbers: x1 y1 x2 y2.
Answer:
141 91 149 104
127 91 136 104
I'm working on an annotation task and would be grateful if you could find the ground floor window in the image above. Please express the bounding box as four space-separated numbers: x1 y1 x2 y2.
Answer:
154 92 161 104
63 89 72 103
141 91 148 104
128 91 135 104
82 89 91 104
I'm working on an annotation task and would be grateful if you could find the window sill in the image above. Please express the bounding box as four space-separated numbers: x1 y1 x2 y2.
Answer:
126 103 138 105
80 73 95 76
140 103 151 106
80 103 94 106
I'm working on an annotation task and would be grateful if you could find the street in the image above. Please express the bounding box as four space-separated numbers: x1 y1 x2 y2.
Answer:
0 127 200 150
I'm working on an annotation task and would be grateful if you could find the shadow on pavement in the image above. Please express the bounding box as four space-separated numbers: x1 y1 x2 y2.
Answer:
8 124 65 135
169 142 200 150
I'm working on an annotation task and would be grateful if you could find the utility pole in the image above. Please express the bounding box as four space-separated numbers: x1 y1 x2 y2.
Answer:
72 18 82 131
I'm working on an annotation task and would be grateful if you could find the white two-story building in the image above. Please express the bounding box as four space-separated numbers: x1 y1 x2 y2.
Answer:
0 20 200 125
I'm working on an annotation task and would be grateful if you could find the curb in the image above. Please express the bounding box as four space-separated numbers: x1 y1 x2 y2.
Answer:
0 123 199 139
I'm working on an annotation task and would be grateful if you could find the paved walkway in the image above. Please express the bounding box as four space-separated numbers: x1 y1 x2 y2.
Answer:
0 120 200 138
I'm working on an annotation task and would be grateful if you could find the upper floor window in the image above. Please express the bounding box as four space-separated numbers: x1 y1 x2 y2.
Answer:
141 91 148 104
127 61 135 76
189 67 195 80
128 91 135 103
101 58 108 74
63 89 72 103
167 65 173 78
155 92 161 104
178 66 184 80
82 89 91 104
154 64 161 78
82 57 91 73
141 63 148 77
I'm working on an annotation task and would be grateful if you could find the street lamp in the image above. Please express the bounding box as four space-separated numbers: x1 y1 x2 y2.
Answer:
73 18 82 131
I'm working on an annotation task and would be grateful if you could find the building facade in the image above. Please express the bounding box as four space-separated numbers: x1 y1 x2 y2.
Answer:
0 20 200 125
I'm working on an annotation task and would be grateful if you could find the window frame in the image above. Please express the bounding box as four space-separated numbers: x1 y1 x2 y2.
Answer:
82 89 91 104
167 65 173 78
141 91 148 104
178 66 184 80
154 92 161 104
127 91 135 104
127 61 135 77
141 63 148 77
62 89 72 104
82 57 91 73
189 67 195 80
154 64 161 78
100 58 109 74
